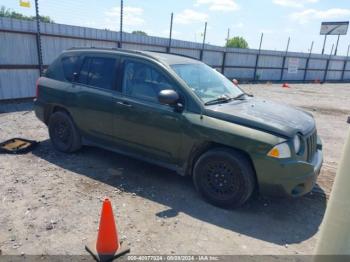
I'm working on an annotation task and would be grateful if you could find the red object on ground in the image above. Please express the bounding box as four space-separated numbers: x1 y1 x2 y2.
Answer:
96 199 120 254
282 83 290 88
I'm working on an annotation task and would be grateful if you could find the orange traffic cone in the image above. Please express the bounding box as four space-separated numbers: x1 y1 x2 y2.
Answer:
282 82 290 88
85 198 130 261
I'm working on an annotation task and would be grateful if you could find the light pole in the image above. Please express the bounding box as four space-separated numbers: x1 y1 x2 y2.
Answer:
119 0 124 48
168 13 173 53
200 22 207 60
34 0 43 76
226 28 230 47
321 35 327 55
335 35 340 55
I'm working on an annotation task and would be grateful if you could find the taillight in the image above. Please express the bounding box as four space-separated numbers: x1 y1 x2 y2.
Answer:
35 77 41 98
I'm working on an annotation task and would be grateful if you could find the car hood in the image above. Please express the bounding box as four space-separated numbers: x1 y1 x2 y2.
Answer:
204 98 315 138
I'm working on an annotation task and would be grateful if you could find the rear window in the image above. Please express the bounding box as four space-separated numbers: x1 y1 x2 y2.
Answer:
78 57 116 90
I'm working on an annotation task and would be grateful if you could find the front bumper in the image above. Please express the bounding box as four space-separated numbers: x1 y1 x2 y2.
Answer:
254 148 323 197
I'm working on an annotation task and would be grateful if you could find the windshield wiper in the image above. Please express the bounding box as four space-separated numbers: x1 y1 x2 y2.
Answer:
204 93 250 106
233 93 247 100
204 95 234 106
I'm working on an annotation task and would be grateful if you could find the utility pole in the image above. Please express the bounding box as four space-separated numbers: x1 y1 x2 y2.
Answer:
253 33 264 82
167 13 173 53
285 37 290 53
309 41 314 54
200 22 207 61
330 43 334 55
226 28 230 47
258 32 264 50
280 37 290 81
303 41 314 82
335 35 340 56
34 0 43 76
119 0 124 48
202 22 207 50
323 43 334 82
321 35 327 55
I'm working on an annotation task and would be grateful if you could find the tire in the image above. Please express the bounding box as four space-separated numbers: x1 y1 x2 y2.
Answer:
48 111 82 153
193 148 255 208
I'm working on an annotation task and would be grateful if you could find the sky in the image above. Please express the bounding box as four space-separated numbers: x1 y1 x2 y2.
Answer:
2 0 350 55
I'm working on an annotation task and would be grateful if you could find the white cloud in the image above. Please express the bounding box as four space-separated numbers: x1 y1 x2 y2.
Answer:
284 27 295 33
273 0 318 8
174 9 208 24
105 6 145 27
232 22 244 28
290 8 350 24
195 0 239 12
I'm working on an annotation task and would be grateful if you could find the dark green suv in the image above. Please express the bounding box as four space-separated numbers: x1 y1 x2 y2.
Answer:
34 48 323 208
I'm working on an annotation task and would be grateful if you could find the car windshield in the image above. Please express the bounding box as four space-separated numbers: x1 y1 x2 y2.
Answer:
171 63 244 104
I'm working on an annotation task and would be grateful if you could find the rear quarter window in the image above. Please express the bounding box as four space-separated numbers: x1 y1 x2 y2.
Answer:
78 57 117 90
45 57 63 80
45 55 80 82
61 56 80 82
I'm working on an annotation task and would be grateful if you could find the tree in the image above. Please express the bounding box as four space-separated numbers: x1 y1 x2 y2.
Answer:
132 30 148 36
225 36 249 49
0 6 54 23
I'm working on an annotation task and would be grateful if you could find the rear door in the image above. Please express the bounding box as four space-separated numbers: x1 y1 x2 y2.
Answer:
112 56 185 164
73 54 121 145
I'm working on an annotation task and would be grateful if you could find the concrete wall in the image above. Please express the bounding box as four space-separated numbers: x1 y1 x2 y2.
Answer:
1 17 349 100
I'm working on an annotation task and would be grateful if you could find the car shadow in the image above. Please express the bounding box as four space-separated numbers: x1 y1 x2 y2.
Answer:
33 139 327 246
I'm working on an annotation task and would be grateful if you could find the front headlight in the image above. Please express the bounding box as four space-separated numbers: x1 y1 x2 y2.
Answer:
293 135 301 154
267 142 291 159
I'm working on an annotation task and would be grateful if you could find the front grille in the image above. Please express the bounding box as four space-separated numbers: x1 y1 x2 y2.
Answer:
306 131 317 162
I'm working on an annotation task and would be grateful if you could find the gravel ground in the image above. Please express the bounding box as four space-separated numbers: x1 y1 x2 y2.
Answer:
0 83 349 256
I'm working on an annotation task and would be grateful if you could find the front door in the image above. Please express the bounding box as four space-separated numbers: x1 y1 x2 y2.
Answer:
113 57 185 164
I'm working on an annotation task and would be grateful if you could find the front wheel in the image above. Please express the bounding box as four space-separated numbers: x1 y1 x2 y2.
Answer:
193 148 255 208
48 111 82 153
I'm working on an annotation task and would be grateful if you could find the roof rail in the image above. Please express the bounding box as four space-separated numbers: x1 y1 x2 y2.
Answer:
64 47 199 63
65 47 158 60
144 50 200 61
67 46 120 51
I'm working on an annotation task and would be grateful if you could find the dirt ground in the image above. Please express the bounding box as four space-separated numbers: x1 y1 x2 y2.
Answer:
0 83 349 256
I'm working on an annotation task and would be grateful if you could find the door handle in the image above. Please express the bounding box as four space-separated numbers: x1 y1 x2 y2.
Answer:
115 101 133 108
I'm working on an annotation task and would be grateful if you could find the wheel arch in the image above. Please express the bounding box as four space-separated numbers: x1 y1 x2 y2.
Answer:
44 104 72 124
185 142 259 190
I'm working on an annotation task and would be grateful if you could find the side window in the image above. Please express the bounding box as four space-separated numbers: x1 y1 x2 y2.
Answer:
78 58 91 85
78 57 116 90
61 56 79 82
122 60 173 103
45 58 62 80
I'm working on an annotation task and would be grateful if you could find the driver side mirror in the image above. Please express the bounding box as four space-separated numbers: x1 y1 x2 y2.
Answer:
158 89 179 105
158 89 183 112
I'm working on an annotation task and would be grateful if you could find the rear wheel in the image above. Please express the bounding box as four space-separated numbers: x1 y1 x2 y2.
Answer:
48 111 82 153
193 148 255 208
